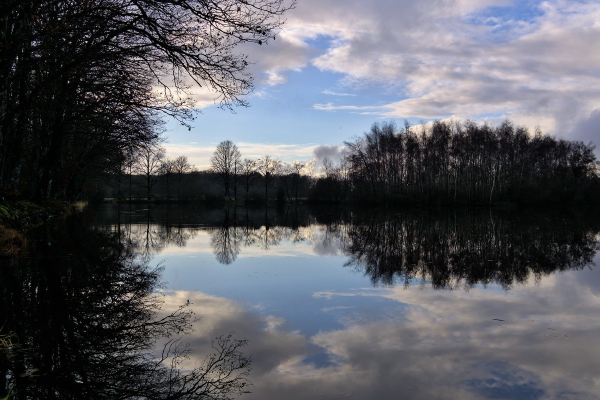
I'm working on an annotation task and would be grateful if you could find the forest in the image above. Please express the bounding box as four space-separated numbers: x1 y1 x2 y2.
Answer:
336 120 600 205
0 0 292 202
0 3 597 207
89 119 600 207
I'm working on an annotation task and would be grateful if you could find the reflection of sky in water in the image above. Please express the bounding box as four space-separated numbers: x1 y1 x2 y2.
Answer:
149 227 600 399
157 230 408 336
90 201 600 400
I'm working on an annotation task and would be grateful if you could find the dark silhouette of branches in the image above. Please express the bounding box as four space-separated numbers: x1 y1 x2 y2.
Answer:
0 0 294 201
0 215 251 399
336 120 599 205
211 140 242 199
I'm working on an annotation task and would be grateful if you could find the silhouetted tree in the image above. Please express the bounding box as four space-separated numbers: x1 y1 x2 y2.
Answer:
0 0 295 201
159 158 177 201
173 156 193 200
338 120 599 205
133 143 165 201
240 158 258 201
256 155 281 200
211 140 242 198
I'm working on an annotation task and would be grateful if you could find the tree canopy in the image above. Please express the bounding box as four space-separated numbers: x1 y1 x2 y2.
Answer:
0 0 294 201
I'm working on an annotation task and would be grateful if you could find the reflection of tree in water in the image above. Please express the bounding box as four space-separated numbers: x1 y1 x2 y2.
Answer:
210 226 243 264
209 208 319 263
104 205 599 290
0 217 250 399
113 209 199 263
342 211 600 289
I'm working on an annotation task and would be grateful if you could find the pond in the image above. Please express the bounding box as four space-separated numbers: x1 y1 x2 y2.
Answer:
3 203 600 399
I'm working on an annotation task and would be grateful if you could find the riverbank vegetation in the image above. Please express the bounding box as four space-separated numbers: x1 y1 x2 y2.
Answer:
338 120 600 206
0 0 293 202
0 2 596 207
87 120 599 207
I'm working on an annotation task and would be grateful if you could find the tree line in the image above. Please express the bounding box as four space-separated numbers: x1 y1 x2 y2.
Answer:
323 120 600 206
96 118 600 206
0 0 293 202
98 139 316 202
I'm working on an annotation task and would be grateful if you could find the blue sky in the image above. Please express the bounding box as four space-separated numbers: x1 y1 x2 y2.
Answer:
163 0 600 169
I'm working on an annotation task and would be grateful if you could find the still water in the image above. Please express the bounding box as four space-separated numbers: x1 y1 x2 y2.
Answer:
3 204 600 399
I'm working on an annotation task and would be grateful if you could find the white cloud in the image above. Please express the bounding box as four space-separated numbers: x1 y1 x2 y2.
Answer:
269 0 600 139
321 90 357 97
163 142 320 170
313 103 386 113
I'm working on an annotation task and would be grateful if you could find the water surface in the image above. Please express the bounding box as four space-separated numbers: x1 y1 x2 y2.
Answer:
88 204 600 399
3 204 600 399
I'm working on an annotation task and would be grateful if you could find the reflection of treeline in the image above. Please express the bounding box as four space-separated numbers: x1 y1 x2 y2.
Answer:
319 120 600 205
342 210 600 288
0 216 251 399
88 204 348 264
89 203 347 232
92 204 600 289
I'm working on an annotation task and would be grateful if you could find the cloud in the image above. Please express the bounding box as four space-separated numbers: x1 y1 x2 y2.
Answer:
237 29 314 86
270 0 600 139
313 103 386 114
570 108 600 150
163 142 320 170
321 90 357 97
313 144 342 161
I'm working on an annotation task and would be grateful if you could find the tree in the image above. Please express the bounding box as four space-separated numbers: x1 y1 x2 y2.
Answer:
159 158 177 201
256 155 281 200
291 161 309 201
173 156 194 200
278 163 295 201
134 144 165 201
211 140 242 198
240 158 258 201
0 0 295 201
340 119 599 205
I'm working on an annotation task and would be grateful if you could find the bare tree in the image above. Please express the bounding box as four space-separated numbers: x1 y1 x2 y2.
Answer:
159 158 176 201
290 160 310 201
240 158 258 201
134 144 165 201
173 156 194 200
210 141 242 198
278 163 296 201
256 155 281 200
0 0 295 201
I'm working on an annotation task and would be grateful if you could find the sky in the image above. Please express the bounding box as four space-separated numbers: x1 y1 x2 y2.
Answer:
163 0 600 170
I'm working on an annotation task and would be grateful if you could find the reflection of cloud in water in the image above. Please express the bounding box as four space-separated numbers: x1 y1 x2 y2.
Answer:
572 252 600 294
321 306 355 312
461 361 545 400
162 273 600 399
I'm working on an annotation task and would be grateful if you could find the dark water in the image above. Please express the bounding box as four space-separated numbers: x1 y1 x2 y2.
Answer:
2 204 600 399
